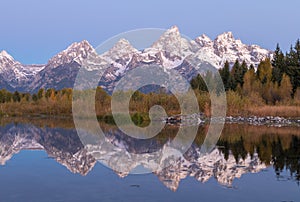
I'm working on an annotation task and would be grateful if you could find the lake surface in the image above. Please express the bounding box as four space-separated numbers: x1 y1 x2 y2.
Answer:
0 118 299 202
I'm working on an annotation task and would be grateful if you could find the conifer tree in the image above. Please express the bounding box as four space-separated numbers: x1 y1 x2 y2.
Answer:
190 74 208 92
230 59 240 90
219 61 231 91
272 44 286 84
12 91 21 102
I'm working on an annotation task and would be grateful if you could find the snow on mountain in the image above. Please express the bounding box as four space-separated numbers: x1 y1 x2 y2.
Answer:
101 38 140 75
47 40 97 68
0 50 45 89
0 26 273 92
0 50 14 61
143 25 196 69
150 26 183 57
195 31 273 67
195 34 213 47
0 51 45 77
102 38 139 61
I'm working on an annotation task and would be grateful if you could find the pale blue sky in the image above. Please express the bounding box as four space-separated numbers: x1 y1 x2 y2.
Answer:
1 0 299 64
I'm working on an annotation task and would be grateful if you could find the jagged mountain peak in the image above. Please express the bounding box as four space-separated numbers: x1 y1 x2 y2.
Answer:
0 49 21 77
198 34 211 41
0 50 16 63
102 38 139 64
167 25 180 34
47 40 96 67
146 25 196 60
115 38 132 47
0 50 13 58
195 34 213 47
0 27 273 92
68 40 93 51
153 25 181 43
0 49 45 90
215 31 235 42
105 38 138 55
151 26 182 52
210 31 272 67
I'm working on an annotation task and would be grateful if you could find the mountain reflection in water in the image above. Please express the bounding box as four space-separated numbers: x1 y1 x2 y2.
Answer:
0 118 299 191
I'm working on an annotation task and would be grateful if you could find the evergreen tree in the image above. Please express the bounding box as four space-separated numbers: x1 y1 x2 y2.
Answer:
0 90 4 103
284 41 300 95
239 60 248 86
294 39 300 67
37 88 44 99
219 61 231 91
190 74 208 92
32 94 38 102
12 91 21 102
286 45 298 67
286 65 300 95
230 59 240 90
272 43 286 84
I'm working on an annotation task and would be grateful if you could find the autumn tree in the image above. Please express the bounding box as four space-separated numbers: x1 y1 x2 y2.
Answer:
257 58 272 84
242 66 256 96
278 74 293 103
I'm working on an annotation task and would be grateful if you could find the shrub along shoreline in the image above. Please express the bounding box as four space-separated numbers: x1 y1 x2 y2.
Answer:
0 86 299 121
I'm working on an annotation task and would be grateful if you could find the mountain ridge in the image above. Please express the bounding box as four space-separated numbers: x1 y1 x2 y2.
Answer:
0 26 273 92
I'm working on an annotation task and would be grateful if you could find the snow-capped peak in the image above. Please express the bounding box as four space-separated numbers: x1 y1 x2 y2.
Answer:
0 50 15 62
150 25 182 56
152 25 181 46
47 40 96 67
104 38 138 56
215 31 235 42
0 50 20 73
195 34 213 47
198 34 211 41
193 31 273 68
167 25 180 34
0 50 45 88
0 26 273 92
102 38 139 63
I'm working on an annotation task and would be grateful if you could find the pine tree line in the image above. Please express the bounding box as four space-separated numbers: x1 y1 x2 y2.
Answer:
191 39 300 105
272 40 300 95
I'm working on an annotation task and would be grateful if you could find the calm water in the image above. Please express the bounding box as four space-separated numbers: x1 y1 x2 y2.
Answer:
0 118 299 202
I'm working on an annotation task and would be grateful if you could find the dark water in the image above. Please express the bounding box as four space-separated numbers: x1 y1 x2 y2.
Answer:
0 118 299 202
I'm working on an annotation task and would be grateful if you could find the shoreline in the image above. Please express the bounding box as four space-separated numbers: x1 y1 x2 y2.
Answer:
165 113 300 127
1 112 300 128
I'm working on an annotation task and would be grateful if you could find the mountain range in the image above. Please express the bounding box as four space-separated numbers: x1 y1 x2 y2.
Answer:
0 26 273 93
